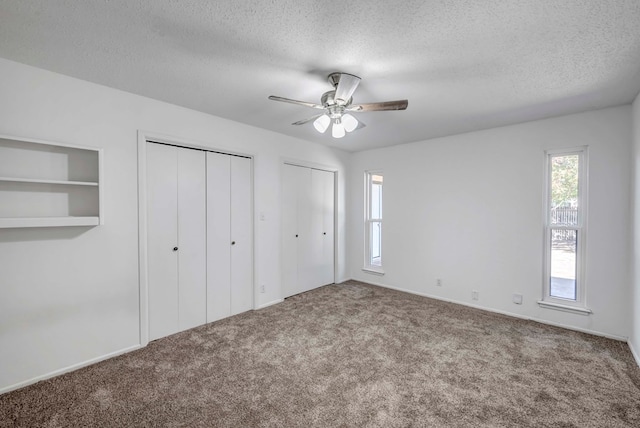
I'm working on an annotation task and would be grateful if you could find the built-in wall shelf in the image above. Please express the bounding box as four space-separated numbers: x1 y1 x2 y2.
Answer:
0 177 99 186
0 135 103 228
0 217 100 229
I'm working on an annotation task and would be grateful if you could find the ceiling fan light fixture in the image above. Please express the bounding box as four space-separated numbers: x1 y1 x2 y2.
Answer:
332 119 346 138
313 114 330 133
342 113 358 133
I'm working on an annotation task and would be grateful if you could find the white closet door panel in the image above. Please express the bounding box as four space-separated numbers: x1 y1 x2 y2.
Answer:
177 148 207 331
320 170 335 286
206 152 231 322
298 167 316 293
309 169 325 288
146 143 179 341
281 164 300 298
230 156 253 315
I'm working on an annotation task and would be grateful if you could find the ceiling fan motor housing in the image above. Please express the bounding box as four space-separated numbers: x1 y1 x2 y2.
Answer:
328 72 358 88
321 90 351 118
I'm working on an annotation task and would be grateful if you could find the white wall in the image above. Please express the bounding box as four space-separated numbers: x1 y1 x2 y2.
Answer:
631 93 640 363
349 106 632 339
0 58 350 392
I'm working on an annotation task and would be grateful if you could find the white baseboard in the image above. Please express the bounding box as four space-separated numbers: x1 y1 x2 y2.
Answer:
0 344 142 395
349 278 628 342
257 298 284 310
628 340 640 368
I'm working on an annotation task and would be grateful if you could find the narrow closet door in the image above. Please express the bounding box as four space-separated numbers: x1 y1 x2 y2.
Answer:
230 156 253 315
206 152 231 322
296 167 315 293
318 169 335 286
309 169 325 288
303 169 334 291
281 164 301 298
147 143 179 341
177 148 207 331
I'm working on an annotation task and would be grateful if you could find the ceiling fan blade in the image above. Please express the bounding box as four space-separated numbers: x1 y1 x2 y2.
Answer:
268 95 324 109
291 114 324 125
334 73 361 105
347 100 408 112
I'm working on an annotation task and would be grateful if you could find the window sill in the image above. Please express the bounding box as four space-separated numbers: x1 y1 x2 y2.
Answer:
362 267 385 276
537 300 592 315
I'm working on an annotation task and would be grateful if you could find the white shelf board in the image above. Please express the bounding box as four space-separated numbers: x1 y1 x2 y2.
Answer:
0 176 98 186
0 133 102 152
0 217 100 228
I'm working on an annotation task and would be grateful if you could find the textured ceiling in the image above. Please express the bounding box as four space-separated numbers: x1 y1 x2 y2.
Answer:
1 1 640 152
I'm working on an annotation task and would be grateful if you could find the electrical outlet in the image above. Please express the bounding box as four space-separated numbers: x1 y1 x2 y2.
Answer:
260 284 265 293
436 278 442 287
472 290 479 301
512 293 523 304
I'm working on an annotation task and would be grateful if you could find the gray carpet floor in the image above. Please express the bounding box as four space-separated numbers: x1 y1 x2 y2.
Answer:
1 280 640 427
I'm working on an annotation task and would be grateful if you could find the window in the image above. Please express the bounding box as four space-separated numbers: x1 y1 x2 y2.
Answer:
540 147 590 314
364 171 383 273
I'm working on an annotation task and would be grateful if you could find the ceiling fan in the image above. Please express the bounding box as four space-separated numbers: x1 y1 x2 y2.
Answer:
268 72 408 139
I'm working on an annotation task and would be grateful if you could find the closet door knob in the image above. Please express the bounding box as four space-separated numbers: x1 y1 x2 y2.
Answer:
231 241 236 245
295 234 299 238
173 247 178 251
323 232 327 235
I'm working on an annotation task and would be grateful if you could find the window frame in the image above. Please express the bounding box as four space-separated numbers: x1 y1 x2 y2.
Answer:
539 146 591 315
363 170 384 275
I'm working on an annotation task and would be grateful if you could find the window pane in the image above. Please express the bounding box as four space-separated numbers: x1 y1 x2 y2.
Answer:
369 221 382 266
550 154 579 226
371 182 382 219
550 229 577 300
366 172 383 269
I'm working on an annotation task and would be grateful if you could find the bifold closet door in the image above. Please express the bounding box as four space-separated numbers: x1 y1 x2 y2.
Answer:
147 143 178 340
147 143 206 341
206 152 231 322
313 169 335 287
206 152 253 322
176 149 207 330
230 156 253 315
281 164 311 298
282 164 334 298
